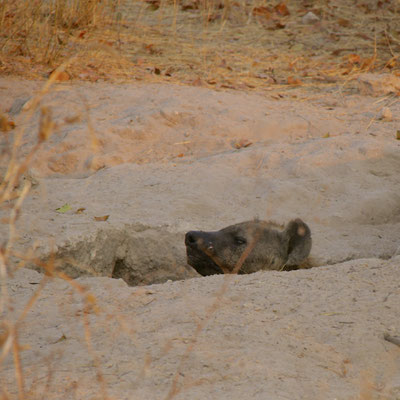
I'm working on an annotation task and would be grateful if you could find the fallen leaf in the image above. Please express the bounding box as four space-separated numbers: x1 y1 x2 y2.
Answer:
207 12 220 22
385 58 396 69
146 0 160 10
361 56 375 70
164 67 174 76
64 115 81 124
322 133 330 138
0 114 15 132
75 207 86 214
53 334 67 344
274 3 290 16
94 215 109 221
144 43 160 54
181 2 199 10
50 70 70 82
337 18 351 27
192 77 203 86
255 74 276 84
252 6 272 18
348 54 361 64
78 31 86 39
273 20 286 29
287 76 302 85
355 32 372 41
177 153 184 157
56 203 71 213
234 139 253 149
38 107 56 143
396 130 400 140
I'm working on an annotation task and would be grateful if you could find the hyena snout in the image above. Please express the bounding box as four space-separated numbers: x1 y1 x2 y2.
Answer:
185 231 215 253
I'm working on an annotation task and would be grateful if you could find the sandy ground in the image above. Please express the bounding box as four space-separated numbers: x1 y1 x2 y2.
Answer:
2 259 400 399
0 76 400 398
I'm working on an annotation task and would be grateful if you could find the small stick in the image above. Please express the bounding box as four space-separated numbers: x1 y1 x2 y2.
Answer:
383 332 400 347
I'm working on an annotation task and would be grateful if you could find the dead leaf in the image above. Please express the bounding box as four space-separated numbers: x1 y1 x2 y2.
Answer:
144 44 161 55
78 31 86 39
64 115 81 124
255 73 275 83
181 1 199 11
322 133 330 138
385 58 397 69
252 6 272 18
53 334 67 344
146 0 160 10
396 130 400 140
75 207 86 214
331 48 354 56
192 77 203 86
38 107 56 142
177 153 184 157
274 3 290 16
273 20 286 29
50 70 70 82
220 83 237 89
287 76 302 85
164 67 173 76
361 56 375 70
0 114 15 132
207 12 220 22
348 54 361 64
337 18 351 27
234 139 252 149
94 215 109 221
355 33 372 41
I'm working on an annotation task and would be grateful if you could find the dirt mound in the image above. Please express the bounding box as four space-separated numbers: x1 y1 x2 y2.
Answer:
2 258 400 399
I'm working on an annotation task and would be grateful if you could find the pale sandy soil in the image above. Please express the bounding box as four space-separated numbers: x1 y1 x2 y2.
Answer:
0 76 399 399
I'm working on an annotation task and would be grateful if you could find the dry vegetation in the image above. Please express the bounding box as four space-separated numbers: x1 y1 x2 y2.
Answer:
0 1 400 399
0 0 399 88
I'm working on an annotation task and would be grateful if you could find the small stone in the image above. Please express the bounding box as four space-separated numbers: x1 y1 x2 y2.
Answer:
302 11 319 24
380 107 392 121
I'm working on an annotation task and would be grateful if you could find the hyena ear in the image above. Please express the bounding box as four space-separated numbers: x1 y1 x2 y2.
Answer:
283 218 312 267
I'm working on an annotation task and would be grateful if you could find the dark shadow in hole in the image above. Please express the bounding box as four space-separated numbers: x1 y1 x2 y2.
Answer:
112 258 137 286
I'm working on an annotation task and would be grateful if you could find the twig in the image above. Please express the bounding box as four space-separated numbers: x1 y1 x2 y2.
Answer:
384 332 400 347
164 234 259 399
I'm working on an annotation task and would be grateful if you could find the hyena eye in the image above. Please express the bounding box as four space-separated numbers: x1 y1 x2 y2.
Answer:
234 236 247 246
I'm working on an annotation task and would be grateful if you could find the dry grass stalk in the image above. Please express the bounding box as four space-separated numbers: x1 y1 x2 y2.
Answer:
165 233 260 399
0 71 109 399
